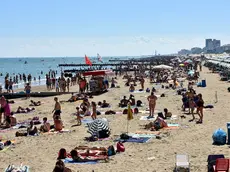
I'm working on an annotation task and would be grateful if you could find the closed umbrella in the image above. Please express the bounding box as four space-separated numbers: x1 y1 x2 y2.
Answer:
87 118 110 136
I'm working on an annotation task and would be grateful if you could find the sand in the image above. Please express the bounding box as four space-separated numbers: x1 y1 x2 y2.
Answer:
0 67 229 172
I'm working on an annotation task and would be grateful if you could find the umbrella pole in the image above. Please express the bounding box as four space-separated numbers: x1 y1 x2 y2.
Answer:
127 120 129 133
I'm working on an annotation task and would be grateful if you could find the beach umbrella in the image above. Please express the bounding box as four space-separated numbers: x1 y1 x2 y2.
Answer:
126 103 133 133
87 118 110 135
152 65 173 70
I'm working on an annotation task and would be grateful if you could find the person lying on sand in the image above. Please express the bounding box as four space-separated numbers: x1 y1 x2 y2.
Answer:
29 100 41 106
40 117 51 132
27 120 38 136
145 114 168 130
14 106 35 113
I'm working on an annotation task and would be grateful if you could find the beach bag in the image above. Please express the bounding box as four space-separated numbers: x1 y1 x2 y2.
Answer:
212 129 227 145
116 142 125 152
120 133 129 140
134 108 139 114
146 88 150 93
136 100 142 107
160 93 165 97
96 110 101 115
0 142 4 150
108 145 116 156
57 148 67 159
15 131 27 137
123 109 128 114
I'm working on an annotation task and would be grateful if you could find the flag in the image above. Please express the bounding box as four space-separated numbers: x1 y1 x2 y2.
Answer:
97 53 102 62
127 103 133 120
85 55 92 66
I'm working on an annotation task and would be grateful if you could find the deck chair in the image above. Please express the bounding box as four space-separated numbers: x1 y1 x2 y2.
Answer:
175 154 190 172
213 158 229 172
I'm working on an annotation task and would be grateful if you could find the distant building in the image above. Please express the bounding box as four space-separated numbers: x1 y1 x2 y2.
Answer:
205 39 221 53
191 47 203 54
178 49 191 55
221 44 230 53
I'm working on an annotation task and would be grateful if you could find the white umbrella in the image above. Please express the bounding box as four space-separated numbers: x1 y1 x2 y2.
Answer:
152 65 173 70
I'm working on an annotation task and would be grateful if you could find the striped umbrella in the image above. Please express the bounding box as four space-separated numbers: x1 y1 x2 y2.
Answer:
87 119 110 135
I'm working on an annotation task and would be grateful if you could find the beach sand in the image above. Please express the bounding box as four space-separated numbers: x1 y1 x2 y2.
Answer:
0 67 229 172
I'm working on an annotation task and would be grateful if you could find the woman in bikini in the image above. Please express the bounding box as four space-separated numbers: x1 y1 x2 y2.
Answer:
196 93 204 124
147 92 157 118
91 102 97 120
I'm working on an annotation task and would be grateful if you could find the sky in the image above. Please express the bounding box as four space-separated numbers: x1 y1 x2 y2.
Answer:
0 0 230 57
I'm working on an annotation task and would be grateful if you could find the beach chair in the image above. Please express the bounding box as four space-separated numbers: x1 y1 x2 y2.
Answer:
175 154 190 172
207 154 225 172
213 158 229 172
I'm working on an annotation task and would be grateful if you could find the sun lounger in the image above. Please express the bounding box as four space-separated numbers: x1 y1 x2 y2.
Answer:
175 154 190 172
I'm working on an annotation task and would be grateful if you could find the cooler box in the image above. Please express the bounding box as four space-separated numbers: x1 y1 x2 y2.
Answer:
201 79 206 87
227 122 230 144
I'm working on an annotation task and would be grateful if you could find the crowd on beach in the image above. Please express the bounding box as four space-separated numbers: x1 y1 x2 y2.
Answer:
0 56 214 171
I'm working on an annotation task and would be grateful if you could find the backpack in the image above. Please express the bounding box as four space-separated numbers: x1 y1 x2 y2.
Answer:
146 88 150 93
120 133 129 140
108 145 116 156
122 109 128 114
134 108 139 114
116 142 125 152
212 129 227 145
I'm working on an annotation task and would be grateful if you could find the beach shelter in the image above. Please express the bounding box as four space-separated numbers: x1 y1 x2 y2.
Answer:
87 118 110 137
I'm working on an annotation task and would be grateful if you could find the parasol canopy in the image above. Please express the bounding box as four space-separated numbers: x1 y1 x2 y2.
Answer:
87 118 110 135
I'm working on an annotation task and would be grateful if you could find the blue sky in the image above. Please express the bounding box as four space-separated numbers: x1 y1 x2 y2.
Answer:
0 0 230 57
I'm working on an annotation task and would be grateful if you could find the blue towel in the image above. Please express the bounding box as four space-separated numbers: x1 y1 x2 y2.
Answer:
82 119 94 124
115 137 151 143
64 158 98 164
168 123 179 127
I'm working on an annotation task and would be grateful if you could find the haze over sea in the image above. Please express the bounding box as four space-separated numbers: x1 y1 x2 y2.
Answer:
0 56 134 89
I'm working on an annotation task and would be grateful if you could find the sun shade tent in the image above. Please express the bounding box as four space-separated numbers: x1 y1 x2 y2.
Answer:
87 118 110 138
83 70 114 76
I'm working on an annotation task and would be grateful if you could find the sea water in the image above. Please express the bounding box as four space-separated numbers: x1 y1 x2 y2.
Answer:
0 56 133 89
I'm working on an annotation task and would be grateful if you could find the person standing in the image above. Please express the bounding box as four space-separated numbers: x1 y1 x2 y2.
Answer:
147 92 157 118
24 83 31 99
140 76 145 90
8 79 14 93
0 96 7 126
91 102 97 120
196 94 204 124
52 97 61 119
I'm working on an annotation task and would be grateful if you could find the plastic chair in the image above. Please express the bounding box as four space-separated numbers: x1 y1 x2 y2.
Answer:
213 158 229 172
175 154 190 172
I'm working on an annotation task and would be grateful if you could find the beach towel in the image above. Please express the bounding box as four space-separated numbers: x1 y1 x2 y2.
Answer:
135 131 161 135
0 140 15 153
140 116 156 121
115 137 151 143
5 165 29 172
44 129 71 134
63 158 98 164
167 124 180 127
128 133 156 138
133 90 145 93
82 119 94 124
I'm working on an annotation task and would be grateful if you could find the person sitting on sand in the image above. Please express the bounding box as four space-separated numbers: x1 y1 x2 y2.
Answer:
129 94 135 106
119 96 129 108
111 78 117 88
80 99 90 116
52 97 61 119
40 117 51 132
54 115 63 131
53 160 72 172
15 106 35 113
3 100 11 128
27 120 38 136
163 108 172 119
30 100 41 106
145 114 168 130
0 96 7 127
101 100 110 108
129 84 135 92
75 107 83 125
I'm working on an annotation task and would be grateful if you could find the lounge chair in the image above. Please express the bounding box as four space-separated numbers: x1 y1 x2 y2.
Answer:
213 158 229 172
175 154 190 172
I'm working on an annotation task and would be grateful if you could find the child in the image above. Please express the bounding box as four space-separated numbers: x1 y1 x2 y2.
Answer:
76 107 83 125
189 98 196 121
91 102 97 120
